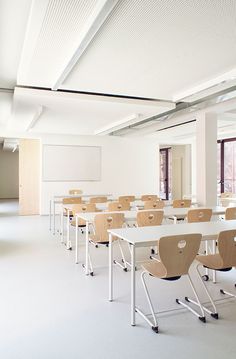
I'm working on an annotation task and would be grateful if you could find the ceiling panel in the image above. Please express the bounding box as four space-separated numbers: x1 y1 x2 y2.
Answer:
61 0 236 99
0 0 32 88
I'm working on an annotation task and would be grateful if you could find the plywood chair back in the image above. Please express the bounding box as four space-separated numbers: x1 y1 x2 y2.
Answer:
220 192 234 198
225 207 236 220
187 208 212 223
137 210 164 227
63 197 82 205
89 196 107 203
158 234 202 277
141 195 158 202
94 213 125 243
71 203 96 225
69 189 83 195
173 199 191 208
144 200 164 210
108 201 130 211
217 230 236 268
118 195 135 204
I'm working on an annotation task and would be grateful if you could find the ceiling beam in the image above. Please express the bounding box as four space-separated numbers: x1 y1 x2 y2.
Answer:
51 0 119 91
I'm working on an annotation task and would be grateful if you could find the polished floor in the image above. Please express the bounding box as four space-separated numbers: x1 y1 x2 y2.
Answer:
0 200 236 359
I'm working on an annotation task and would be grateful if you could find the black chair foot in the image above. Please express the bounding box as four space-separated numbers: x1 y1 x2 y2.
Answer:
220 289 225 294
202 275 209 281
123 268 128 272
185 296 190 302
151 249 155 255
152 326 159 333
199 316 206 323
211 313 219 319
176 298 180 304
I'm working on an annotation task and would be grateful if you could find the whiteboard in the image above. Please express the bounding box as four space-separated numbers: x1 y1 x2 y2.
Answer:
42 145 101 181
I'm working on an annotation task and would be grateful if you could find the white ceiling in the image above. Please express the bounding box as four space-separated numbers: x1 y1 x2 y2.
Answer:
0 0 32 88
1 0 236 139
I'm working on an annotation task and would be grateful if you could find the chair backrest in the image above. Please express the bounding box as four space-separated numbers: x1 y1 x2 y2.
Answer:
144 200 164 210
141 195 158 202
225 207 236 220
158 233 202 277
217 230 236 268
72 203 96 225
137 210 164 227
173 199 191 208
220 192 234 198
69 189 83 195
187 208 212 223
108 201 130 211
94 213 125 242
118 195 135 204
89 196 107 203
63 197 82 205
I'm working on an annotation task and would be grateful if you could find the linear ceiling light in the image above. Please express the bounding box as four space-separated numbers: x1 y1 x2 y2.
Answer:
52 0 119 90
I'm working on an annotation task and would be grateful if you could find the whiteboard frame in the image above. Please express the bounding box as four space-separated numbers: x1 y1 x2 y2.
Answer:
42 144 101 182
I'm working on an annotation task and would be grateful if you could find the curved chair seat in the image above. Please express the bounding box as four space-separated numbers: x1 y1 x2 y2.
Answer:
196 254 223 270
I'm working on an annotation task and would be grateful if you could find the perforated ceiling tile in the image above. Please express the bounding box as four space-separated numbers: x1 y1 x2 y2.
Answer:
61 0 236 99
17 0 98 87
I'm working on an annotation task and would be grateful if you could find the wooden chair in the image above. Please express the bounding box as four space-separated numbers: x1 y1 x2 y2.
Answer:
188 229 236 319
89 196 107 203
118 195 135 204
71 203 97 228
141 195 158 202
136 233 204 333
136 210 164 227
108 201 130 211
173 199 191 208
144 200 164 210
69 189 83 195
61 197 84 247
88 213 127 274
225 207 236 220
220 192 234 198
187 209 212 223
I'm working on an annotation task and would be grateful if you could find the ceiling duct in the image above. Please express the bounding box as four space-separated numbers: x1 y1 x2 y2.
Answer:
111 81 236 136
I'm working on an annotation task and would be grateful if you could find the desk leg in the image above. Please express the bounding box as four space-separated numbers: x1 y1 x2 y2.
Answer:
60 209 64 243
212 239 216 283
49 200 52 231
66 210 70 249
53 200 56 235
85 221 89 275
75 216 78 264
131 244 136 326
109 233 113 301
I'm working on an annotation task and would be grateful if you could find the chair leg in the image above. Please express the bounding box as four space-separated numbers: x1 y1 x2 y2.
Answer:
185 265 218 319
113 240 128 272
135 271 159 333
176 274 206 322
220 286 236 298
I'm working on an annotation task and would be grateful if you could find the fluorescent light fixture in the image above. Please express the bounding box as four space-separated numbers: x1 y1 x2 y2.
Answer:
94 113 141 135
26 105 43 131
52 0 119 90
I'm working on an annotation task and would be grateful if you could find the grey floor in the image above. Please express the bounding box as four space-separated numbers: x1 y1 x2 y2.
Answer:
0 200 236 359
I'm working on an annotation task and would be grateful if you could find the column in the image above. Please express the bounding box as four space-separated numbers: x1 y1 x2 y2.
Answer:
196 112 217 206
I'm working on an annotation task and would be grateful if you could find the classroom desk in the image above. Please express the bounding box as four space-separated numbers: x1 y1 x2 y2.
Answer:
108 219 236 326
49 193 112 234
74 206 225 272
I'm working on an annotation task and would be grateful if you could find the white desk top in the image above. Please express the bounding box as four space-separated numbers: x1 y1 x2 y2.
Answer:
53 193 113 200
75 206 226 222
108 220 236 246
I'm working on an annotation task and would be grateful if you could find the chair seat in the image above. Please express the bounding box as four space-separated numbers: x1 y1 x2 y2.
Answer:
142 260 167 278
196 254 224 270
89 234 117 244
70 220 85 227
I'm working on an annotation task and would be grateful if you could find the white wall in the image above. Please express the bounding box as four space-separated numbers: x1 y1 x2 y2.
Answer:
40 134 159 214
0 148 19 198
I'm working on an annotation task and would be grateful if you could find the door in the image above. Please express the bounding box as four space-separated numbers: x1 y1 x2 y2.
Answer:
19 139 40 215
159 148 171 200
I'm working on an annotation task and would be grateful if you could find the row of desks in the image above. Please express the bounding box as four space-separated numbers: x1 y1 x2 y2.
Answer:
108 219 236 326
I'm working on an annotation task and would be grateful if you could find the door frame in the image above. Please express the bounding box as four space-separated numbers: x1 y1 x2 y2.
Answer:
160 147 171 200
218 137 236 193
